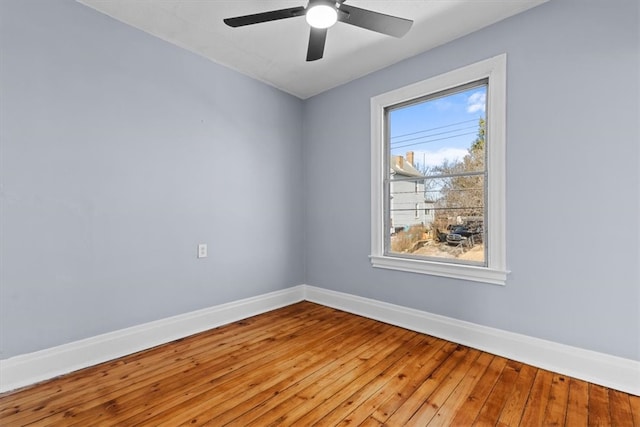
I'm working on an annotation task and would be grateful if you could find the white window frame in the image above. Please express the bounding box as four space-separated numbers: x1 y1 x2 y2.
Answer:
370 54 508 286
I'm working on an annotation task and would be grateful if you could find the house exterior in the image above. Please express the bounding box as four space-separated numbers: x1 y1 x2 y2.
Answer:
389 152 435 232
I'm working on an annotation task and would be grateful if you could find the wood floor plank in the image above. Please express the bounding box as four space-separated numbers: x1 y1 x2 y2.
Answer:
541 373 571 426
290 334 435 426
609 389 634 426
447 355 508 425
311 335 446 426
383 344 471 425
405 348 482 425
494 363 537 427
588 383 612 426
358 416 384 427
518 368 554 426
565 377 589 426
629 394 640 426
424 351 494 427
299 337 444 426
332 337 450 427
369 341 460 424
472 359 522 426
0 302 636 427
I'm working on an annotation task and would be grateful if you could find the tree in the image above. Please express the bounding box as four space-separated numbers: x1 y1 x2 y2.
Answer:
432 118 486 228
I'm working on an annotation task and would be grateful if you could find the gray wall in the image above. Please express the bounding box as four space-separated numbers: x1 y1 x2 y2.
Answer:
2 0 638 364
0 0 305 358
304 0 640 361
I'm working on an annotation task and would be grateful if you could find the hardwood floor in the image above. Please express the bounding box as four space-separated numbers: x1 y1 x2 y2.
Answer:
1 302 638 426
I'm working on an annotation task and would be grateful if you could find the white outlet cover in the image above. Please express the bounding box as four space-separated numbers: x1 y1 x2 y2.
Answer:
197 243 207 258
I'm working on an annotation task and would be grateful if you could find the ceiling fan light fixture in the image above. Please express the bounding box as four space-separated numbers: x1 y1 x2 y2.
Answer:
305 3 338 29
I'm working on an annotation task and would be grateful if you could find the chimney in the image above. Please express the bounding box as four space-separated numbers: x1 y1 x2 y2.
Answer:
406 151 414 166
396 155 403 169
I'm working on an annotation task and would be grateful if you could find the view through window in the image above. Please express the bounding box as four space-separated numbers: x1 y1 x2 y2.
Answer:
386 81 488 266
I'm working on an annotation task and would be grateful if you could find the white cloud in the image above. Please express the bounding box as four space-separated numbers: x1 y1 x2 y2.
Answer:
467 92 486 114
433 99 453 111
412 148 468 169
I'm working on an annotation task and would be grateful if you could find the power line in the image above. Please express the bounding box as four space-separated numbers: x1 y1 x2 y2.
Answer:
391 131 477 150
390 118 478 140
390 124 478 146
392 187 484 195
390 206 483 212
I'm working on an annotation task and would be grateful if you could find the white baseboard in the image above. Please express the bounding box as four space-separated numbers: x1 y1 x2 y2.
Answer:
0 286 305 393
302 285 640 396
2 284 638 396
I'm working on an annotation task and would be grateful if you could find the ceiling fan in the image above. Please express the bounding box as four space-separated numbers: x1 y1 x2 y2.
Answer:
223 0 413 61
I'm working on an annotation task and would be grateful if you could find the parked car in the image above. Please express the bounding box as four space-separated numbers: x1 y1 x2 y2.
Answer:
446 225 479 247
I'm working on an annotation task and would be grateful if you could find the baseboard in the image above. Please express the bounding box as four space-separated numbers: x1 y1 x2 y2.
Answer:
303 285 640 396
3 284 638 396
0 286 306 393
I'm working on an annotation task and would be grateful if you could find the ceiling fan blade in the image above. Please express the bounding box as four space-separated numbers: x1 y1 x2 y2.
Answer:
338 4 413 38
224 6 306 28
306 27 328 61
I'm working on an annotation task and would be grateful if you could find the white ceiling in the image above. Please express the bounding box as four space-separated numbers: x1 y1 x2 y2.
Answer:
77 0 548 99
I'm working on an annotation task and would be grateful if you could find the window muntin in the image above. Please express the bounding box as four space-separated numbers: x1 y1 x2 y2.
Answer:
370 54 507 285
385 82 488 266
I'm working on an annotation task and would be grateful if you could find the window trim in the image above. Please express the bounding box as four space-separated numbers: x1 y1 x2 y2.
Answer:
370 54 508 286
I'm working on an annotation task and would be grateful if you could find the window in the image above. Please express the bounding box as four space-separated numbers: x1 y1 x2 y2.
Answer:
370 54 508 285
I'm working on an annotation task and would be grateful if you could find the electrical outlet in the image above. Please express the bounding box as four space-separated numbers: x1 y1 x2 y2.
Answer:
197 243 207 258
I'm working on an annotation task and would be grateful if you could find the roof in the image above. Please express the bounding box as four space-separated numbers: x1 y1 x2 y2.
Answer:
391 155 423 178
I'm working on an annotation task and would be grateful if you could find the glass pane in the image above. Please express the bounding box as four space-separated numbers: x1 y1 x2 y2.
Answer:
387 172 486 264
386 81 487 265
389 84 487 176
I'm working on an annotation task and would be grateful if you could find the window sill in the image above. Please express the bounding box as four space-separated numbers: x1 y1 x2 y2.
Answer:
369 255 508 286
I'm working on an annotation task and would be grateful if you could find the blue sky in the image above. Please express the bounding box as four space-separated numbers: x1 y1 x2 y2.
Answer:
389 85 487 171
